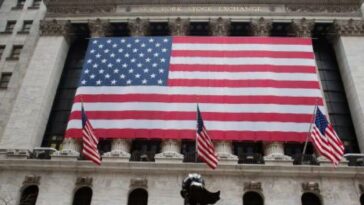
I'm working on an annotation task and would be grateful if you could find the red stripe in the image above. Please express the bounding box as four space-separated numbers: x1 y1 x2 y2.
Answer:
171 50 314 59
74 95 324 106
70 111 314 123
170 64 317 73
169 79 320 89
173 36 312 45
67 129 308 142
197 152 217 169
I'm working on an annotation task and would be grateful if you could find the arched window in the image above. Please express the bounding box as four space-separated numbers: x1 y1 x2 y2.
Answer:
243 191 264 205
128 188 148 205
360 194 364 205
73 187 93 205
301 192 321 205
19 185 38 205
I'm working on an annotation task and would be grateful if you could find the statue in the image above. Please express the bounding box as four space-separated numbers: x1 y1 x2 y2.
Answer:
181 173 220 205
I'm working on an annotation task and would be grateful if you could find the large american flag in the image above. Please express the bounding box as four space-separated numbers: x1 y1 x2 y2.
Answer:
66 36 324 142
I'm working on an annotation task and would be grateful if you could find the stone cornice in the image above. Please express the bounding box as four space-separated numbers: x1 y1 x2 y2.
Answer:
0 159 364 178
331 19 364 36
39 19 72 37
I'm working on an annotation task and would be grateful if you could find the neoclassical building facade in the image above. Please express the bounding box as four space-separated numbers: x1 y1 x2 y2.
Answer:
1 0 364 205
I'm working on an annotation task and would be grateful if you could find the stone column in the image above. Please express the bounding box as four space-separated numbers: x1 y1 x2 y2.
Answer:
331 19 364 153
289 18 314 38
0 20 72 155
155 18 189 163
208 17 238 164
128 17 149 36
361 0 364 18
103 139 131 162
88 18 112 38
250 17 272 36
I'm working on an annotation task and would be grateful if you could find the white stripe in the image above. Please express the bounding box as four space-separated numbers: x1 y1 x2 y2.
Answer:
71 102 324 115
172 43 313 52
76 86 323 98
169 71 318 81
170 57 315 66
67 119 311 132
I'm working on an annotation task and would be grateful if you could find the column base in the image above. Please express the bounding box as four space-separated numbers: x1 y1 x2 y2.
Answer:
218 153 238 165
102 150 130 162
51 149 79 161
6 149 30 160
264 154 293 166
317 156 348 167
155 151 184 163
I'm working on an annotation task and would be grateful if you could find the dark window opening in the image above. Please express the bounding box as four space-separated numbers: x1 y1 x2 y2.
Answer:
243 191 264 205
73 187 92 205
110 23 129 37
130 140 160 162
7 45 23 60
181 140 202 163
19 185 39 205
18 21 33 33
98 139 111 155
128 188 148 205
12 0 25 9
0 45 4 58
230 22 251 36
0 72 12 89
271 23 290 37
30 0 41 9
234 142 264 164
301 192 321 205
149 22 170 36
360 194 364 205
189 22 210 36
285 143 319 165
3 21 16 33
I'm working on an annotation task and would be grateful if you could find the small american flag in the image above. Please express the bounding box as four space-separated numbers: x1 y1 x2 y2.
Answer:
81 104 101 165
196 105 218 169
66 36 323 142
311 107 345 166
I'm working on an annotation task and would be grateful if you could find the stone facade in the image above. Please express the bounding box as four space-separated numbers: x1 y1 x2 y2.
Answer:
0 0 364 205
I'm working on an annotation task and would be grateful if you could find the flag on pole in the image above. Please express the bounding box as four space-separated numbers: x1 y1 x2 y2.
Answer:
196 105 218 169
81 103 101 165
310 107 345 166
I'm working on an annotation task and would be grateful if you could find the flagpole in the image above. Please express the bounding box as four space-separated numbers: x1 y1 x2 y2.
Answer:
301 104 318 163
195 104 198 163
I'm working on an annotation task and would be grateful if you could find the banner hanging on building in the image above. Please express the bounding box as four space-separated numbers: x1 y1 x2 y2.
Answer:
66 36 324 142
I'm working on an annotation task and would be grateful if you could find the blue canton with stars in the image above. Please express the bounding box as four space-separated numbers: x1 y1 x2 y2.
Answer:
314 108 329 135
80 37 172 86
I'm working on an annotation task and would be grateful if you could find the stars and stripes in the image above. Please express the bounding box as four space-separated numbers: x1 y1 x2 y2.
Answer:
196 105 218 169
66 36 324 142
311 107 345 166
81 104 101 165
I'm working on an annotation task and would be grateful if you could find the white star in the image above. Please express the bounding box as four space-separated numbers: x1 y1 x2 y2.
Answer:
155 43 161 47
120 74 125 79
152 63 158 67
98 44 104 49
110 53 115 58
116 58 121 63
150 73 156 78
135 73 141 78
96 80 102 85
145 58 151 62
108 63 113 68
144 68 149 73
122 63 128 68
118 48 124 53
149 38 154 43
141 43 146 47
127 44 132 48
135 39 140 43
107 39 112 44
142 79 147 84
93 64 98 68
102 59 107 63
163 38 169 42
121 39 126 43
104 49 110 53
90 49 96 53
105 74 110 78
162 48 167 52
129 69 134 73
112 44 118 48
111 80 117 84
139 53 145 57
87 59 92 64
90 74 95 79
124 53 130 58
96 53 101 58
99 69 104 74
154 53 159 57
84 69 89 74
147 48 153 53
81 80 86 85
159 69 164 73
93 40 98 44
127 79 132 84
114 69 119 73
133 48 138 53
158 79 163 84
160 58 166 63
137 63 142 68
131 58 136 63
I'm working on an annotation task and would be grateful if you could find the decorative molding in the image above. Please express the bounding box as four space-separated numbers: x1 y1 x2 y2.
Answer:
76 177 93 187
128 18 149 36
250 17 272 36
169 18 189 36
330 19 364 37
23 175 41 186
302 182 320 193
244 181 262 192
287 5 359 14
290 18 314 37
130 178 148 189
210 17 231 36
88 18 112 37
39 19 72 38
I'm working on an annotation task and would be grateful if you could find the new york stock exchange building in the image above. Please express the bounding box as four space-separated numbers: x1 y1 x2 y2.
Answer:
1 0 364 204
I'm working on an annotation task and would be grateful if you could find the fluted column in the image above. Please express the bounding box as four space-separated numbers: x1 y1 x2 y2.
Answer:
208 17 238 164
103 139 131 162
290 18 314 38
361 0 364 18
128 18 149 36
155 18 189 163
250 17 272 36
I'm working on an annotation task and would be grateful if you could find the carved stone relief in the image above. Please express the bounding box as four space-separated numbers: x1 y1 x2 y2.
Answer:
169 18 189 36
39 19 72 38
250 17 272 36
76 177 93 187
88 18 112 37
290 18 314 37
128 18 149 36
23 175 41 186
130 178 148 189
302 182 320 193
210 17 231 36
244 181 262 192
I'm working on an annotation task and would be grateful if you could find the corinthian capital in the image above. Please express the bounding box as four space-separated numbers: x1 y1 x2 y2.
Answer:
128 18 149 36
169 18 189 36
88 18 112 37
210 17 231 36
250 17 272 36
40 19 72 38
290 18 315 37
331 19 364 37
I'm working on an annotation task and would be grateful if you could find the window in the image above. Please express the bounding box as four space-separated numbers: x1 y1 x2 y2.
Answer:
285 143 319 165
0 45 5 59
0 73 12 89
19 185 39 205
130 140 160 162
189 22 210 36
12 0 26 9
243 191 264 205
30 0 41 9
234 142 264 164
128 188 148 205
73 187 92 205
7 45 23 60
301 192 321 205
149 23 170 36
181 140 202 163
19 21 33 33
3 21 16 33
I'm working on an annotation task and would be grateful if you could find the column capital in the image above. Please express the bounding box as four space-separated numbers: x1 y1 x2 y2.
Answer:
331 19 364 37
290 18 315 37
210 17 231 36
250 17 272 36
169 17 189 36
40 19 72 38
88 18 112 37
128 18 149 36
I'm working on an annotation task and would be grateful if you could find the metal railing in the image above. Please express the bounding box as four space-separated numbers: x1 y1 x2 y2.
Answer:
344 153 364 166
129 151 156 162
183 151 203 163
238 153 264 164
292 154 319 165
